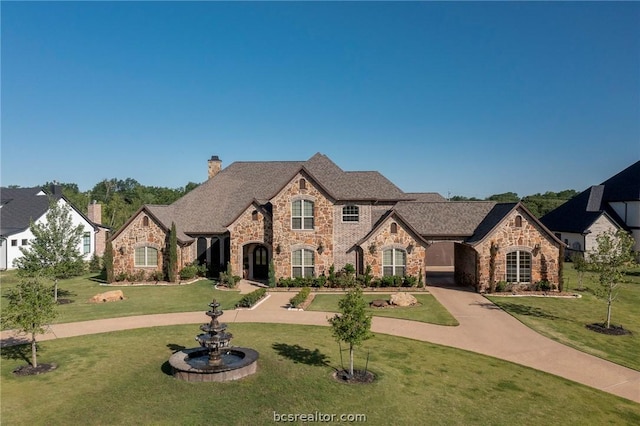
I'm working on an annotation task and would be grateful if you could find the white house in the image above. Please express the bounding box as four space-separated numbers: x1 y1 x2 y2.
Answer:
541 161 640 256
0 186 102 270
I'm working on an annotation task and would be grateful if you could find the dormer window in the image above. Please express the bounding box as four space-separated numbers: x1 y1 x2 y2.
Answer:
342 205 359 222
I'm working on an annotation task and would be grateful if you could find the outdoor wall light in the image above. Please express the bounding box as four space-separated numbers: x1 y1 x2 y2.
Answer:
407 243 414 254
317 242 324 254
275 244 281 255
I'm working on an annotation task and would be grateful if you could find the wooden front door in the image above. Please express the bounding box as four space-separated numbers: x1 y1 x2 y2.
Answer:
253 246 269 280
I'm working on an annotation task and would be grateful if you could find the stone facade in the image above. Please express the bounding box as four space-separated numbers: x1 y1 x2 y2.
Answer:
111 211 191 280
361 216 427 279
228 205 273 277
270 174 334 278
457 207 561 292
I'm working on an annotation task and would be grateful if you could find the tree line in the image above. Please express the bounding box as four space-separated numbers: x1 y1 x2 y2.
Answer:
450 189 580 218
15 180 579 233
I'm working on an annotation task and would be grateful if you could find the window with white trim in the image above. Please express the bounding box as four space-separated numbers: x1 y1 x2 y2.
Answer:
135 246 158 267
292 199 314 230
506 250 531 283
342 205 359 222
83 233 91 254
382 248 406 276
292 248 314 278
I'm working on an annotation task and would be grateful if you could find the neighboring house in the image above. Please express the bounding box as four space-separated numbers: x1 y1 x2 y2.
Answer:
540 160 640 256
110 153 562 292
0 186 103 270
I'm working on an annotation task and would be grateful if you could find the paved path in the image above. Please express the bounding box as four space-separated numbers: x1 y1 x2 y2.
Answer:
2 277 639 404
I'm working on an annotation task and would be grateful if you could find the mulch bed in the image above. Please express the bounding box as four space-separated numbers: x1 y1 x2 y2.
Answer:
585 323 632 336
13 363 58 376
332 369 375 384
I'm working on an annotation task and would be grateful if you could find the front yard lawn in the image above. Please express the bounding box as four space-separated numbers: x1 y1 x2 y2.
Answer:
0 271 243 327
2 323 639 425
487 263 640 371
306 292 458 326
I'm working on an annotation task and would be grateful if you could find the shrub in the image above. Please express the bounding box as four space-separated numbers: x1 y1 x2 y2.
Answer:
179 263 199 280
88 254 102 273
235 288 267 308
495 281 508 292
148 270 165 282
219 262 240 288
403 275 417 287
357 265 373 287
289 287 311 308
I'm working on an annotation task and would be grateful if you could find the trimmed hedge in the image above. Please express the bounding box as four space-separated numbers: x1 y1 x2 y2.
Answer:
289 287 311 309
235 288 267 308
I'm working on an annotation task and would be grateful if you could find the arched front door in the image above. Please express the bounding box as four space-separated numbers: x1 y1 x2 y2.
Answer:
253 245 269 280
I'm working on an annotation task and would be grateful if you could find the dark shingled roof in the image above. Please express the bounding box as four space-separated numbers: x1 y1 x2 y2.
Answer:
133 153 411 240
394 201 496 238
0 187 62 236
540 160 639 233
405 192 447 202
466 203 519 244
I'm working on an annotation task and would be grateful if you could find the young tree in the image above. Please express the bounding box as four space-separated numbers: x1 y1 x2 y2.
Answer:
588 230 637 328
13 198 86 301
3 277 58 368
570 252 588 291
328 287 373 376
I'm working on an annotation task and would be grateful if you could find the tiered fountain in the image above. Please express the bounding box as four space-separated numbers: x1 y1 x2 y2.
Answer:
169 298 259 382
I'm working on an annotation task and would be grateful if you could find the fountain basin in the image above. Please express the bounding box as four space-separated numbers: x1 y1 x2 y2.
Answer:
169 347 259 382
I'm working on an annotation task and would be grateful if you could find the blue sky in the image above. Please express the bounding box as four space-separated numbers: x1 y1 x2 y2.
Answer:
2 1 638 199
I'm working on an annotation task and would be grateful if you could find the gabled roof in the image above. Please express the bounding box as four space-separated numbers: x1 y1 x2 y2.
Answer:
393 201 496 238
539 159 640 234
130 153 411 237
405 192 447 202
1 187 61 236
0 186 95 237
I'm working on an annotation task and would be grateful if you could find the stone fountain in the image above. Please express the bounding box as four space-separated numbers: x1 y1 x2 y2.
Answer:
169 298 258 382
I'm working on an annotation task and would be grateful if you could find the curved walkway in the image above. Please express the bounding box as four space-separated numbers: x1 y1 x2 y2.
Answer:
2 279 639 404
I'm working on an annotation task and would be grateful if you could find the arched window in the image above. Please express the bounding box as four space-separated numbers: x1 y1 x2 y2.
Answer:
506 250 531 283
515 215 523 227
292 248 314 278
292 199 314 230
299 179 306 190
382 248 406 276
142 216 149 227
252 210 259 221
342 205 359 222
390 223 398 234
134 246 158 267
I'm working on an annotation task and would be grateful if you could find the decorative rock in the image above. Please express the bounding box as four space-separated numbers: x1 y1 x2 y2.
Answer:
89 290 124 303
369 299 389 308
389 292 417 307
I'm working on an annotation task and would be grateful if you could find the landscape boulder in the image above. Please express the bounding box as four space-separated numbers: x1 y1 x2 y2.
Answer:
89 290 125 303
369 299 389 308
389 292 417 307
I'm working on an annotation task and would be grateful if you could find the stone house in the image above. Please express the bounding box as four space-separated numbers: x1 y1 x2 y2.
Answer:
109 153 562 292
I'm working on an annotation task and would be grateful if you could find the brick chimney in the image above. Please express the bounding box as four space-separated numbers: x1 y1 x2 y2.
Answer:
208 155 222 179
87 200 102 225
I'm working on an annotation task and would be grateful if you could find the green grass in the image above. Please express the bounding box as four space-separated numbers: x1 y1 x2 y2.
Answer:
1 271 243 327
307 293 459 326
2 324 639 425
488 263 640 371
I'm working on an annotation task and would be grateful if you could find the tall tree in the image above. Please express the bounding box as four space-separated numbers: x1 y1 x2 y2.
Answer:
103 239 115 283
588 230 637 328
328 287 373 376
167 222 178 283
3 277 58 368
14 198 86 301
